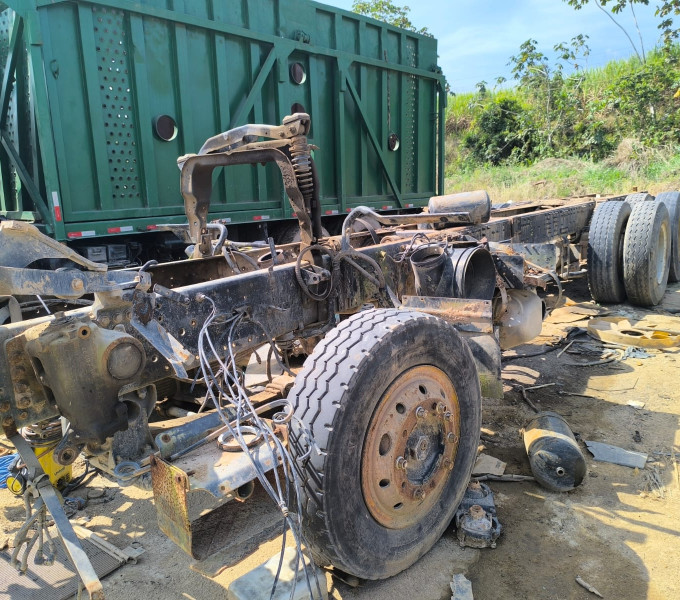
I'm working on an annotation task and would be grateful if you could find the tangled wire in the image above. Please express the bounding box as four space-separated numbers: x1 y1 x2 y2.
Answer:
196 296 323 600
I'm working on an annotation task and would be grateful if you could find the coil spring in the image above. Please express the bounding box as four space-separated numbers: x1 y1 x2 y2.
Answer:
289 135 314 207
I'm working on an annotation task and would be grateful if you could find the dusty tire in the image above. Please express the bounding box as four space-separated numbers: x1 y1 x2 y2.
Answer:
624 192 653 204
656 191 680 282
288 309 481 580
587 200 631 303
623 201 671 306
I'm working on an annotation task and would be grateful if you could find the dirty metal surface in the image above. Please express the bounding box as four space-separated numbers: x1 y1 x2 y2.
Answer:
400 296 493 333
150 435 282 559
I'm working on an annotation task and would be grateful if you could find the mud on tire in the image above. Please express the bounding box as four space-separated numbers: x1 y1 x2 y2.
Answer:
288 309 481 580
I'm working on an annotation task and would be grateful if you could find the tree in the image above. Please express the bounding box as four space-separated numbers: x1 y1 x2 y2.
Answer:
352 0 430 35
565 0 680 54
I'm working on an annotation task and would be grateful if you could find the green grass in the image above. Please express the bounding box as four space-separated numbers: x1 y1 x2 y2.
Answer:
444 149 680 204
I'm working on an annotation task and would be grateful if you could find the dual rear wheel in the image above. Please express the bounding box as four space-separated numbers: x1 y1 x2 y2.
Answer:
587 191 680 306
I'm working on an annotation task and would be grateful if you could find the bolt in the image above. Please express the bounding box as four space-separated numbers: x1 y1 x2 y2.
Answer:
443 458 453 470
18 411 28 420
14 381 29 394
16 396 31 409
11 366 26 378
415 406 426 419
71 278 84 291
447 432 458 444
2 416 14 428
0 402 9 412
395 456 408 470
99 315 111 327
436 402 446 414
444 411 453 421
113 312 123 324
413 488 424 500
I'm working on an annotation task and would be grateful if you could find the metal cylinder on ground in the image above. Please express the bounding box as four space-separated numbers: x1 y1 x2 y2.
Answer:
523 412 586 492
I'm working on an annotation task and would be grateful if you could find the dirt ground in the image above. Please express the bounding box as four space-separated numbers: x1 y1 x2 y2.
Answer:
1 278 679 600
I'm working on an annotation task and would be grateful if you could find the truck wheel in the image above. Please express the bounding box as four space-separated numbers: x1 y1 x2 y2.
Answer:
656 191 680 282
623 200 671 306
587 200 631 303
624 192 653 204
288 309 481 579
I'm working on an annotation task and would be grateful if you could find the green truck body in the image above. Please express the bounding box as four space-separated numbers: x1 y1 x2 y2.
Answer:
0 0 445 252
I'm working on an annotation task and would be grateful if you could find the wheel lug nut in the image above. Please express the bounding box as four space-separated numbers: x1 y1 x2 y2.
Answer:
447 432 458 444
413 488 424 500
436 403 446 414
396 456 408 470
415 406 426 419
444 411 452 421
443 458 453 470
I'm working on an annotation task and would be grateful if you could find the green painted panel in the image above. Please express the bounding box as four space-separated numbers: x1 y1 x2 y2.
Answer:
0 0 444 240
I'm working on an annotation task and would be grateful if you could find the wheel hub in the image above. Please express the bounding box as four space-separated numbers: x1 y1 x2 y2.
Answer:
361 365 461 529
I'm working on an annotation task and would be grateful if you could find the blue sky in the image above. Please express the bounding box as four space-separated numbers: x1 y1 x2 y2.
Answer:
323 0 663 92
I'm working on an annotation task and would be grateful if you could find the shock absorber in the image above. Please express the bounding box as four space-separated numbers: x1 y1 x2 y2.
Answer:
289 134 314 211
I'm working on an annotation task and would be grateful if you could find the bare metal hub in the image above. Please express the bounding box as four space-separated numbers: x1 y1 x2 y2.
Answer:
361 365 460 530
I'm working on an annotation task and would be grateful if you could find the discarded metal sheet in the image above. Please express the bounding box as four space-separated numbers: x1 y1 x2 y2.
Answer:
550 303 609 323
584 441 648 469
472 453 506 476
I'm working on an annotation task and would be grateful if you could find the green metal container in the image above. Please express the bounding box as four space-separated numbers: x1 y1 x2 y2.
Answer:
0 0 445 242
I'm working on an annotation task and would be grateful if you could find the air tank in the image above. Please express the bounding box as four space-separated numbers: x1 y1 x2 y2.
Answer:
523 412 587 492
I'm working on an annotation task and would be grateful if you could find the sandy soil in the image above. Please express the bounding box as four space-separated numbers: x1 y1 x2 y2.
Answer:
1 279 679 600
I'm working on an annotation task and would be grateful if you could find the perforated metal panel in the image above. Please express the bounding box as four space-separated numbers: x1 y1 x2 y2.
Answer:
93 6 141 204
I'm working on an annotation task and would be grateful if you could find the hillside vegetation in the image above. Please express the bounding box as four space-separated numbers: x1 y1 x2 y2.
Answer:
445 46 680 201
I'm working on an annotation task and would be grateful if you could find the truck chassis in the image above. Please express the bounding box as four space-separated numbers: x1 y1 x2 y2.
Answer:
0 114 614 598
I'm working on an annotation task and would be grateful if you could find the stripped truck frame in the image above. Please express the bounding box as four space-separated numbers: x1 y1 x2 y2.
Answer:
0 112 628 597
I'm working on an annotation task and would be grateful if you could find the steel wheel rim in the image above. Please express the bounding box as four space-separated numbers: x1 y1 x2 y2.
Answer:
361 365 461 530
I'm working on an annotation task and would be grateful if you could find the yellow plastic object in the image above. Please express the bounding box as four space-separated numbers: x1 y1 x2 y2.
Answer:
6 473 26 496
34 443 72 489
588 316 680 349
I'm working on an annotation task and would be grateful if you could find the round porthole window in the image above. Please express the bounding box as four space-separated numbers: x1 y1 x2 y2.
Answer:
290 62 307 85
153 115 178 142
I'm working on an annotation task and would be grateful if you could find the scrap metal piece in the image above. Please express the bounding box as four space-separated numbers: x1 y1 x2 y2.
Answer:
454 480 501 549
455 504 501 549
584 441 647 469
10 434 104 600
576 575 604 598
0 221 107 271
524 412 587 492
150 434 282 560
